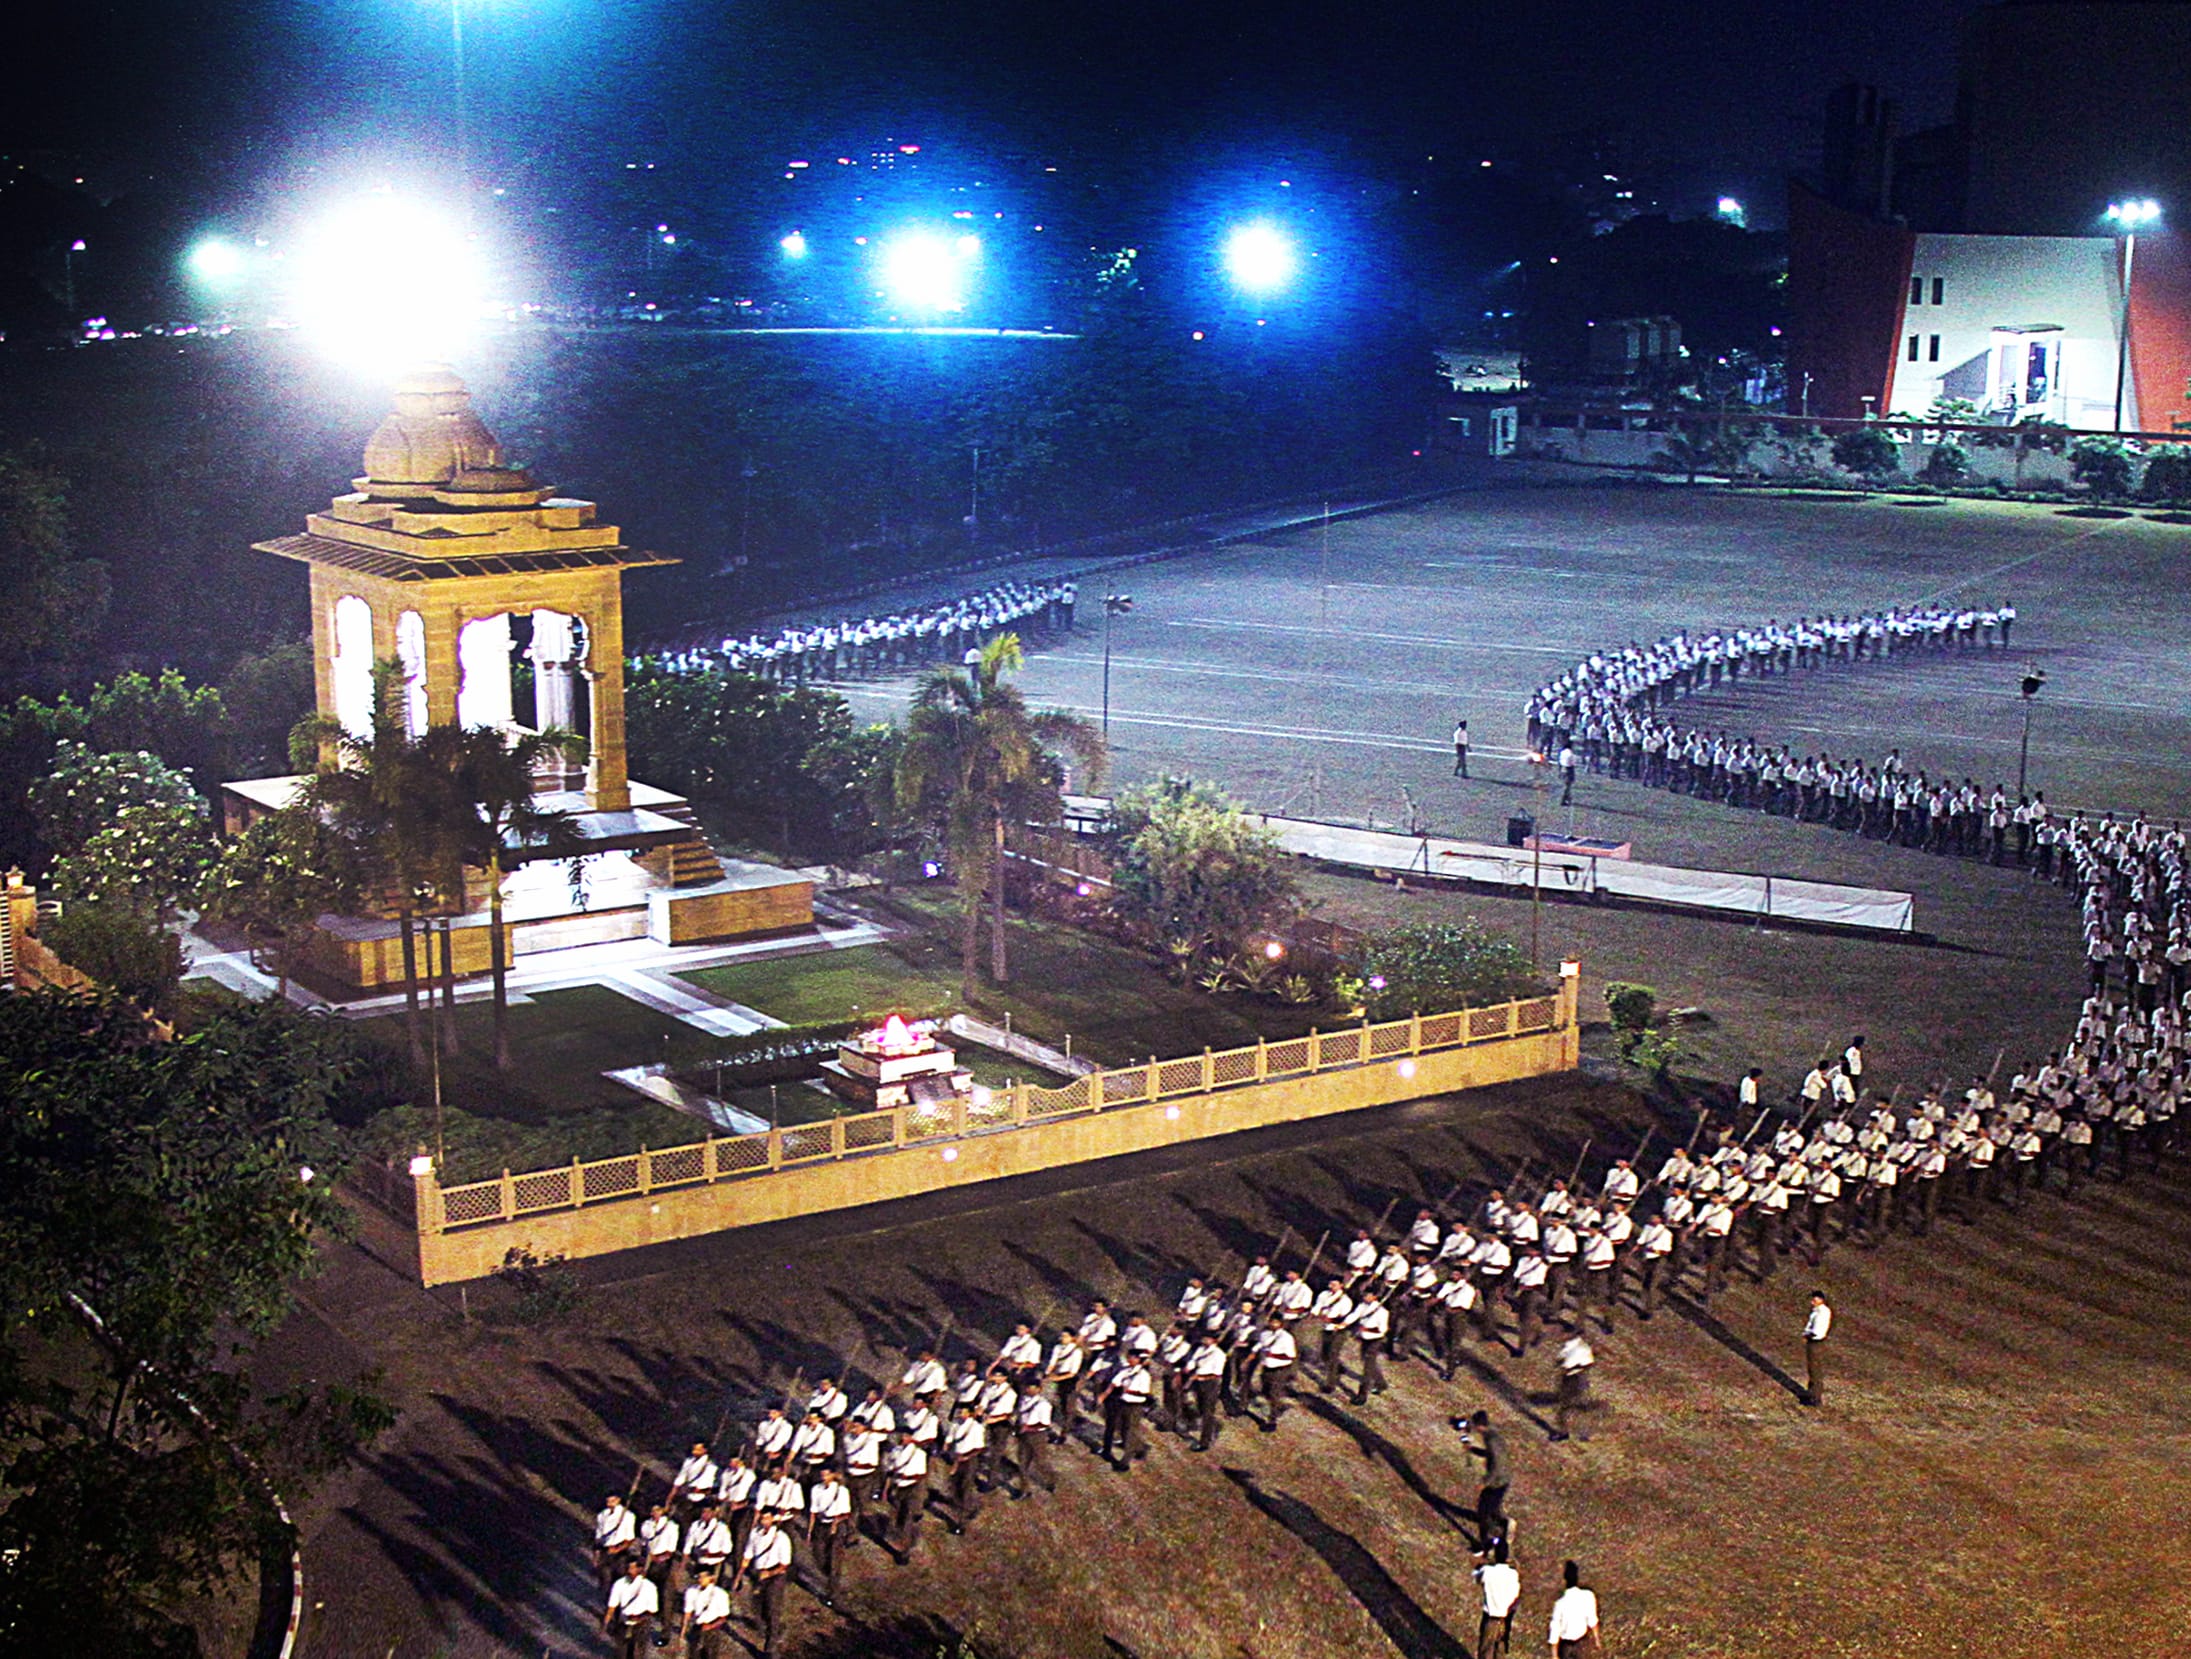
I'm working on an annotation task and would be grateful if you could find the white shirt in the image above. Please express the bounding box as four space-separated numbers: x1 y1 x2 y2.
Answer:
902 1358 946 1395
1548 1585 1600 1644
1806 1303 1833 1341
1477 1560 1521 1618
682 1581 730 1624
742 1525 792 1574
607 1573 658 1619
595 1503 636 1550
753 1475 804 1516
673 1452 718 1493
686 1517 733 1561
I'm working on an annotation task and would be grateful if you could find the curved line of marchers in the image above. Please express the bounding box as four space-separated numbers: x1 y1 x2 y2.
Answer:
590 603 2186 1644
634 576 1080 684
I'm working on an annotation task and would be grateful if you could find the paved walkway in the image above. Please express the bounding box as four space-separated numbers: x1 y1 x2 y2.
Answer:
602 1065 774 1134
945 1011 1098 1077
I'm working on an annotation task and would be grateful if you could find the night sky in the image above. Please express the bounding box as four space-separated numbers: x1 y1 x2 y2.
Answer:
19 0 1994 224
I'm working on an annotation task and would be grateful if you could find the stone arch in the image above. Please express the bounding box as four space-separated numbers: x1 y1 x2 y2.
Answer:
395 610 428 737
457 613 515 731
529 609 577 734
331 593 375 740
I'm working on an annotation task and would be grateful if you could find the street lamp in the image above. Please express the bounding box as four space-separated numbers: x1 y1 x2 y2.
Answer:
65 239 85 315
186 237 247 285
287 190 487 373
878 227 975 314
1101 594 1133 740
2106 199 2162 432
1223 222 1297 296
423 0 473 201
2017 670 2047 797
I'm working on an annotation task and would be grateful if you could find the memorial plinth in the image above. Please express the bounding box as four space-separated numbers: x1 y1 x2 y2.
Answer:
820 1016 974 1112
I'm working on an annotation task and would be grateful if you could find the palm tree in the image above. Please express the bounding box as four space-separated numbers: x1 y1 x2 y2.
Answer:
442 723 588 1070
895 633 1104 1001
304 668 447 1062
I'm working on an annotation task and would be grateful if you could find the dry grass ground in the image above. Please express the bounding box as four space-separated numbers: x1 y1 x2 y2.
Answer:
279 1064 2191 1659
267 487 2191 1658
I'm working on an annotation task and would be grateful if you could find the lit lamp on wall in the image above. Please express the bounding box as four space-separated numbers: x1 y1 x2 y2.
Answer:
2105 198 2163 432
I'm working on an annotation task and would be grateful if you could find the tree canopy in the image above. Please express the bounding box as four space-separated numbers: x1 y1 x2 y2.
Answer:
896 634 1105 997
0 990 393 1653
1107 777 1297 974
1344 919 1541 1021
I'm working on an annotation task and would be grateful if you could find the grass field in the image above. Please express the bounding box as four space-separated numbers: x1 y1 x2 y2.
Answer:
688 895 1325 1065
276 484 2191 1658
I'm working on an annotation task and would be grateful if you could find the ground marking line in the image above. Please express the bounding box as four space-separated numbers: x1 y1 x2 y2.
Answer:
1163 617 1571 655
1914 515 2128 606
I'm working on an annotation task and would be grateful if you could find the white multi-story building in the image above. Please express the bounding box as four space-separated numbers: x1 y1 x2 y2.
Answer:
1884 233 2125 427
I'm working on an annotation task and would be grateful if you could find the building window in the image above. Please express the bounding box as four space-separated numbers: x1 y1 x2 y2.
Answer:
1911 276 1925 306
1928 334 1941 362
1909 334 1922 361
1932 277 1945 306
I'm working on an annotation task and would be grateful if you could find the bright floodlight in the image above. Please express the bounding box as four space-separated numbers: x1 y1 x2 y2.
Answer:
286 189 489 374
186 237 247 285
2107 198 2163 228
879 228 974 313
1716 196 1748 227
780 230 808 258
1223 222 1297 295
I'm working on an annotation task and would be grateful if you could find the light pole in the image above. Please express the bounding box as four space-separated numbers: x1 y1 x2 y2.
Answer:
2017 670 2047 797
449 0 469 196
1101 593 1133 741
2106 199 2162 432
1528 751 1550 974
738 459 758 570
64 239 85 317
968 445 982 541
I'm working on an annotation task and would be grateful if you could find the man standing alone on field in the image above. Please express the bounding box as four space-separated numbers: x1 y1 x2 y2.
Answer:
1473 1538 1520 1657
1461 1408 1510 1545
1803 1290 1832 1406
1547 1559 1602 1655
1453 718 1471 778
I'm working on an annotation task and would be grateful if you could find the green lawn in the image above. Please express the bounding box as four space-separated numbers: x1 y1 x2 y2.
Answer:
680 937 964 1027
692 889 1324 1066
351 899 1322 1181
351 985 710 1183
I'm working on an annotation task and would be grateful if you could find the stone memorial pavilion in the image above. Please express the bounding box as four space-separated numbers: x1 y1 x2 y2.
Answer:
222 367 812 991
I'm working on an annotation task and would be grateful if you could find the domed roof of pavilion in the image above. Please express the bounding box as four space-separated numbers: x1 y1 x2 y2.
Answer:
362 365 530 494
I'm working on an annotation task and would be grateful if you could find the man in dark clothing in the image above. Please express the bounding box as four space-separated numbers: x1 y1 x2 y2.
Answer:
1460 1409 1511 1546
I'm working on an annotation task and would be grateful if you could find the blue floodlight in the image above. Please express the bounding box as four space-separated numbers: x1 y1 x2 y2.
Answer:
186 237 247 284
1223 222 1298 295
2106 198 2163 229
879 228 975 313
780 230 808 259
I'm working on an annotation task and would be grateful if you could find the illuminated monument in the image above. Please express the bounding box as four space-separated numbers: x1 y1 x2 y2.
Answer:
223 367 812 990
